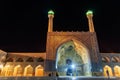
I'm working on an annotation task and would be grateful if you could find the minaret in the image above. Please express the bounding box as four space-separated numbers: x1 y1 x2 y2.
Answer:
48 10 54 32
86 10 95 32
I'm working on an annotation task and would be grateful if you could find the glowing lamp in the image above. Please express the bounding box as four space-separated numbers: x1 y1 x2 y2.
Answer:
71 64 75 69
86 10 93 15
0 64 3 69
48 10 54 15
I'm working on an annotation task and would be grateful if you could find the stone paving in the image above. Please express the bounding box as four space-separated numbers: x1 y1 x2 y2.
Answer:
0 76 119 80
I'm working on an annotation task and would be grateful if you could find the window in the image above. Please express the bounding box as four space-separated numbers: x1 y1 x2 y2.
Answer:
37 57 44 62
16 58 23 62
6 58 13 62
26 57 34 62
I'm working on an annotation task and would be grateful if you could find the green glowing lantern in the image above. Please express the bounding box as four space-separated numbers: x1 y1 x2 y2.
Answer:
48 10 54 15
86 10 93 15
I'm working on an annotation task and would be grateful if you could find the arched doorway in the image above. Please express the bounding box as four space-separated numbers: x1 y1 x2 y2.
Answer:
114 65 120 77
56 40 91 76
103 65 113 77
4 65 14 76
23 65 33 76
13 65 23 76
35 65 44 76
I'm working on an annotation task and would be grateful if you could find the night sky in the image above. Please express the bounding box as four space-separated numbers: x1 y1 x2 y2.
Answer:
0 0 120 53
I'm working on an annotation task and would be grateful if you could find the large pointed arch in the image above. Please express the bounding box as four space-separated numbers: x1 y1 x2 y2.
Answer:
55 39 92 76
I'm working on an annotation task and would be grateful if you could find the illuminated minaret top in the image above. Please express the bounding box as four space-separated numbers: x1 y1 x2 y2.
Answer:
86 10 95 32
48 10 54 32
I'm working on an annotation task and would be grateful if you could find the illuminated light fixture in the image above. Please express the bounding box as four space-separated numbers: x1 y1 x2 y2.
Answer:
0 64 3 69
71 64 75 69
86 10 93 15
48 10 54 15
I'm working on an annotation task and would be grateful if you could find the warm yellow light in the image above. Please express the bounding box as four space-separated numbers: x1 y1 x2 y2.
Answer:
35 65 44 76
0 64 3 69
6 65 10 67
86 10 93 15
17 65 21 67
48 10 54 15
104 65 113 77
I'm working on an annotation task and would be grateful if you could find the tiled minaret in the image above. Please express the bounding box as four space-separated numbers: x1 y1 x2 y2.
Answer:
48 10 54 32
86 10 95 32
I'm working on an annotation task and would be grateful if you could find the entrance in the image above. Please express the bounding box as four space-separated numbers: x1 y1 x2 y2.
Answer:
56 40 92 76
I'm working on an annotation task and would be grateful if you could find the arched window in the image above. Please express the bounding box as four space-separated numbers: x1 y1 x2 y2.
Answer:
23 65 33 76
16 58 24 62
114 66 120 77
111 56 119 63
37 57 44 62
13 65 23 76
103 65 113 77
4 65 14 76
35 65 44 76
26 57 34 62
102 57 110 63
6 57 14 62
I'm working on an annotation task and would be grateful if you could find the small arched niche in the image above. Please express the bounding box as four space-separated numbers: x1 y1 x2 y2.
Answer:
16 58 24 62
4 65 14 76
26 57 34 62
56 40 91 76
13 65 23 76
114 65 120 77
35 65 44 76
23 65 33 76
37 57 44 62
6 57 14 62
103 65 113 77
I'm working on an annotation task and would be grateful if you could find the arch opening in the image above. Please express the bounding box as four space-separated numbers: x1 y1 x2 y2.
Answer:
103 65 113 77
56 40 92 76
23 65 33 76
35 65 44 76
114 65 120 77
13 65 23 76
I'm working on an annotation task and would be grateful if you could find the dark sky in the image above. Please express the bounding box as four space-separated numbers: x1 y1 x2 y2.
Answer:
0 0 120 53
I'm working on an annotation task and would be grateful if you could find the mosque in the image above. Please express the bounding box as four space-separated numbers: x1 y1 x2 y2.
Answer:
0 10 120 79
